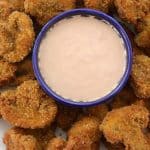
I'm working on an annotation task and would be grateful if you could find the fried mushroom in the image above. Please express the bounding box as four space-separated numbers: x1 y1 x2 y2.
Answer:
135 14 150 49
131 55 150 98
24 0 76 25
0 11 35 63
100 104 150 150
114 0 150 24
84 0 113 13
4 127 55 150
64 116 101 150
47 137 66 150
0 80 57 129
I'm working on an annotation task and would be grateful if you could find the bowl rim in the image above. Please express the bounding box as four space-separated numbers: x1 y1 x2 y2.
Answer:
32 8 132 107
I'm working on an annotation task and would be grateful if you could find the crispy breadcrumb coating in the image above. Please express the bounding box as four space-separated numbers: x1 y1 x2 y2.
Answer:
0 22 13 57
47 137 66 150
24 0 76 25
0 80 57 129
114 0 150 24
0 11 35 63
0 0 24 15
64 116 101 150
87 104 109 122
4 127 55 150
131 55 150 98
4 127 42 150
56 104 81 130
100 104 150 150
135 99 150 128
0 0 13 21
9 0 25 12
0 60 17 87
137 14 150 32
135 14 150 49
84 0 113 13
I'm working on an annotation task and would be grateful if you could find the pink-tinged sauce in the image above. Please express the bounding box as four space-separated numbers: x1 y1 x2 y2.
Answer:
38 15 126 102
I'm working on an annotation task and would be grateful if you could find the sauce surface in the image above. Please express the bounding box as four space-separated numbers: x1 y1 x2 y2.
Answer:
38 15 126 102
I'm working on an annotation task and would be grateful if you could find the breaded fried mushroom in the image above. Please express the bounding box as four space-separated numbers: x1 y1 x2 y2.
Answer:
0 60 17 87
0 80 57 129
135 14 150 49
64 116 101 150
0 0 24 15
24 0 76 25
100 104 150 150
131 55 150 98
4 127 41 150
0 11 35 63
84 0 113 13
9 0 25 12
0 0 13 21
4 127 55 150
114 0 150 24
47 137 66 150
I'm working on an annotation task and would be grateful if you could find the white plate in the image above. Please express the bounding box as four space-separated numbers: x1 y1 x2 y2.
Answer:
0 119 11 150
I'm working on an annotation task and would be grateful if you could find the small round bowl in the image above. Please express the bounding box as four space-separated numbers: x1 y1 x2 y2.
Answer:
32 8 132 107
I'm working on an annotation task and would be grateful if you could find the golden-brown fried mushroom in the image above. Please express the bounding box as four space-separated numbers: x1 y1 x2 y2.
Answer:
87 103 109 122
134 99 150 128
0 80 57 129
0 0 24 14
64 116 101 150
0 11 35 63
47 137 66 150
110 85 137 109
12 58 35 85
131 55 150 98
4 127 41 150
56 103 81 130
0 0 13 21
114 0 150 24
0 22 13 57
84 0 113 13
0 60 17 87
135 14 150 49
24 0 76 26
100 104 150 150
9 0 25 12
137 14 150 32
4 127 55 150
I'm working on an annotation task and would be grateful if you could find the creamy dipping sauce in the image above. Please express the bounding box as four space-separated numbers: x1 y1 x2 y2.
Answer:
38 15 127 102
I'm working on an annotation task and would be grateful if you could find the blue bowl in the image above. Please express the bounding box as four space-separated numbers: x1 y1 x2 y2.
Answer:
32 9 132 107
